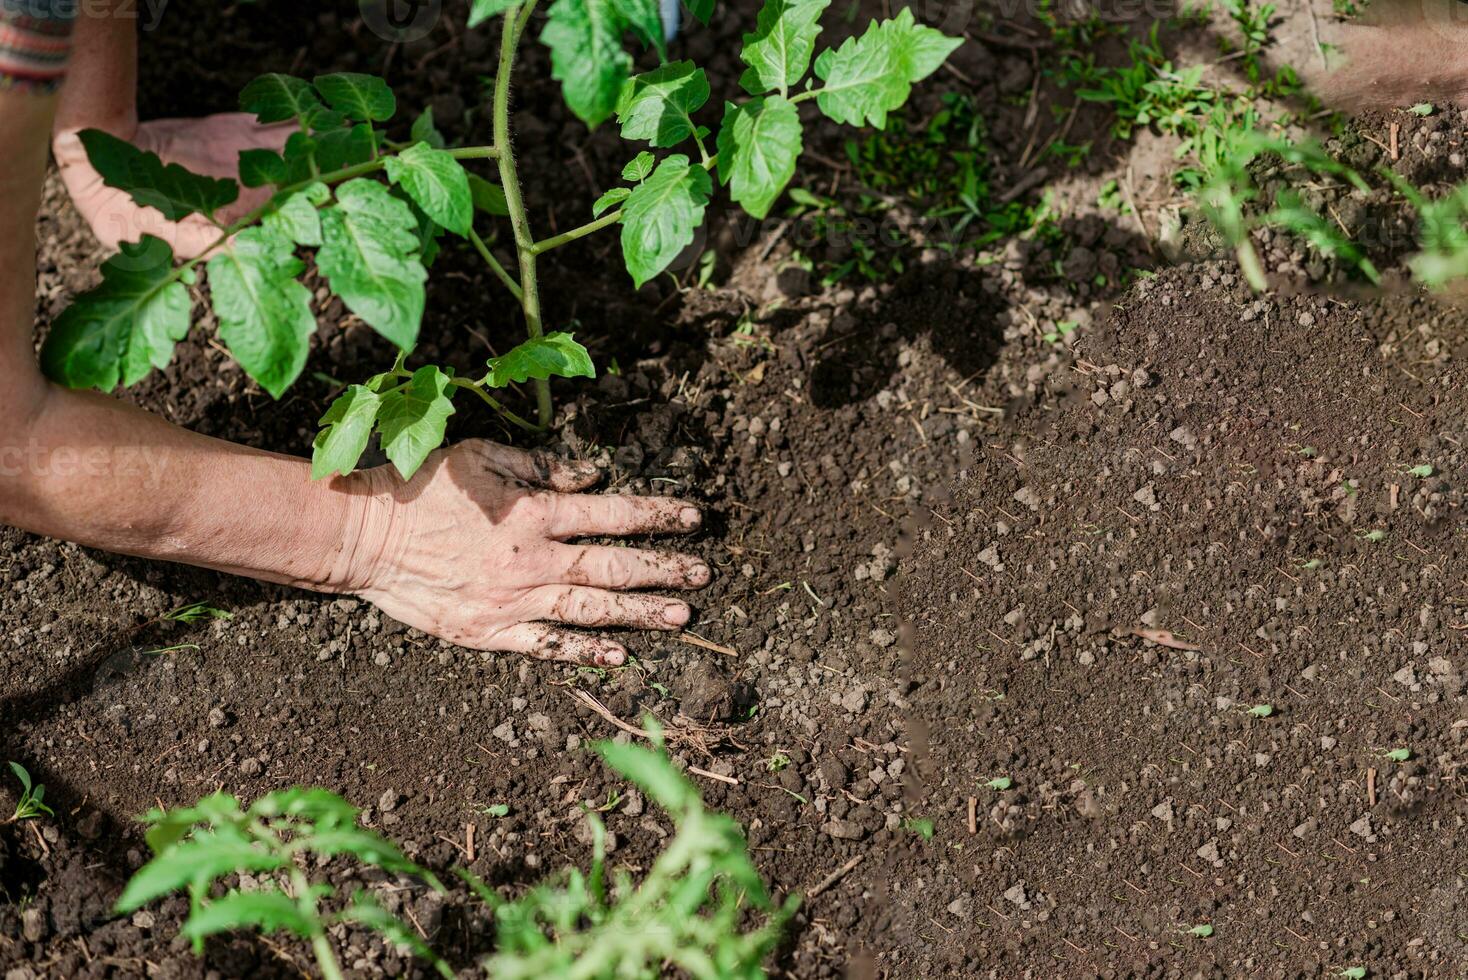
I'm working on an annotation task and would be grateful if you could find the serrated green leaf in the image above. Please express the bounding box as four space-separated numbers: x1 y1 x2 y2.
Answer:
238 148 287 189
542 0 633 128
620 154 711 287
79 129 240 222
317 179 427 350
207 226 315 399
247 788 358 826
293 827 417 872
384 142 472 235
40 236 190 391
611 0 667 59
376 365 455 479
616 61 710 147
261 187 325 247
468 174 509 216
622 150 656 182
313 72 396 122
340 893 452 976
411 107 447 149
883 7 963 82
116 832 288 912
468 0 517 26
139 793 245 856
716 95 802 219
314 123 378 172
593 186 632 216
594 740 698 815
485 332 595 386
739 0 830 96
812 14 958 129
181 890 316 941
311 385 382 480
240 73 322 124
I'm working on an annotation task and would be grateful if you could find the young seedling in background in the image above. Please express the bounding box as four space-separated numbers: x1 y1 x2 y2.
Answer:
1406 464 1434 478
1247 703 1274 718
982 776 1012 790
163 601 233 624
766 752 791 772
1183 923 1215 938
114 788 451 980
40 1 961 481
1335 967 1367 979
5 763 54 824
1378 747 1411 762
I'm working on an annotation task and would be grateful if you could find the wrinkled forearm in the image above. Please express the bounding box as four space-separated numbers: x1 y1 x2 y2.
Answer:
0 383 382 592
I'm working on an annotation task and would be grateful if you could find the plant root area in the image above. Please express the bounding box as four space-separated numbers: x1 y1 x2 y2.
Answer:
2 2 1465 978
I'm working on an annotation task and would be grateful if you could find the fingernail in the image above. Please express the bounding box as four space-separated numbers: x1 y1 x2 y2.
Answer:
680 506 702 529
597 648 627 667
690 563 711 586
664 604 690 627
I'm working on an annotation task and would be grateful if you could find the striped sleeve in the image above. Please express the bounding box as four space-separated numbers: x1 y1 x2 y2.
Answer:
0 0 76 93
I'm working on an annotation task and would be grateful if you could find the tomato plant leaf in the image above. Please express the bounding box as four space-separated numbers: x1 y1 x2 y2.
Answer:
313 72 397 123
738 0 830 96
542 0 633 129
317 178 427 351
610 0 667 60
238 148 287 189
716 95 802 219
340 893 451 974
181 890 316 941
883 7 964 82
239 73 323 124
375 365 456 480
620 154 711 287
592 186 631 215
622 150 656 182
410 107 447 149
206 226 316 399
485 332 595 386
594 740 698 815
685 0 715 24
248 788 359 825
384 142 473 235
616 61 710 147
467 174 509 216
116 832 288 912
39 236 190 391
314 123 378 172
311 385 382 480
261 186 326 248
468 0 517 26
79 129 240 222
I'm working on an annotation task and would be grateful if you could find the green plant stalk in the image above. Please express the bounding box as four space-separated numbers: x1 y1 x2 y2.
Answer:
291 867 345 980
468 226 523 300
493 0 553 429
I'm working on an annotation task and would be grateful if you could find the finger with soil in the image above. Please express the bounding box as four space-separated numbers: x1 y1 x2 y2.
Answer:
464 439 601 491
482 623 627 667
557 544 712 591
540 491 702 539
525 584 691 630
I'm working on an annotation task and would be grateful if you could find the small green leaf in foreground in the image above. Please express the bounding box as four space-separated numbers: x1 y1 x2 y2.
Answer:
385 142 473 235
240 73 323 123
542 0 633 129
739 0 830 96
620 154 712 287
376 365 456 480
79 129 240 222
312 385 383 480
716 95 803 219
313 72 396 122
616 61 711 147
207 226 316 399
317 179 427 351
486 332 596 386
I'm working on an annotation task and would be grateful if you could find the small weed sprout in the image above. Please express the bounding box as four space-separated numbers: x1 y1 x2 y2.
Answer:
903 817 936 839
1247 704 1274 718
1379 747 1411 762
163 601 233 624
6 763 54 824
1336 967 1367 979
983 776 1013 791
1184 923 1215 938
1407 464 1434 478
1358 529 1387 543
766 752 791 772
476 803 511 817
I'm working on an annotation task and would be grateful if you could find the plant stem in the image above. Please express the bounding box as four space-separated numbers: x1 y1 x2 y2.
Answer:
290 867 345 980
531 210 624 255
494 0 553 429
450 378 540 432
468 226 523 300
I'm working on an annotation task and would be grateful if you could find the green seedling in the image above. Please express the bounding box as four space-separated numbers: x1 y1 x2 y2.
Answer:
1407 464 1434 478
42 2 961 471
1184 923 1215 938
114 788 450 980
1247 703 1274 717
1378 747 1411 762
1358 529 1387 543
766 752 791 773
476 803 511 817
1336 968 1367 979
163 601 233 624
477 729 797 978
903 817 935 839
983 776 1012 790
1408 103 1434 116
1298 558 1324 570
6 762 54 824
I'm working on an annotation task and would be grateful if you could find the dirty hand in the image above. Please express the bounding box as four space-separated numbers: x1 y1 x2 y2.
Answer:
53 113 292 259
346 440 711 667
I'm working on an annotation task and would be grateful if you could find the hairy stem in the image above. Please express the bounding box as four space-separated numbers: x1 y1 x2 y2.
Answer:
290 868 344 980
494 0 553 429
531 210 624 255
468 226 523 300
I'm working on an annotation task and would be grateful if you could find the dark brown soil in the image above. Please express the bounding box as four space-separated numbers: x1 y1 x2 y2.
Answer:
11 1 1463 978
898 262 1468 976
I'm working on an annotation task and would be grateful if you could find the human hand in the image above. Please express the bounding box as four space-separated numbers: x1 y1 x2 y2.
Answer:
343 440 712 667
52 113 292 259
